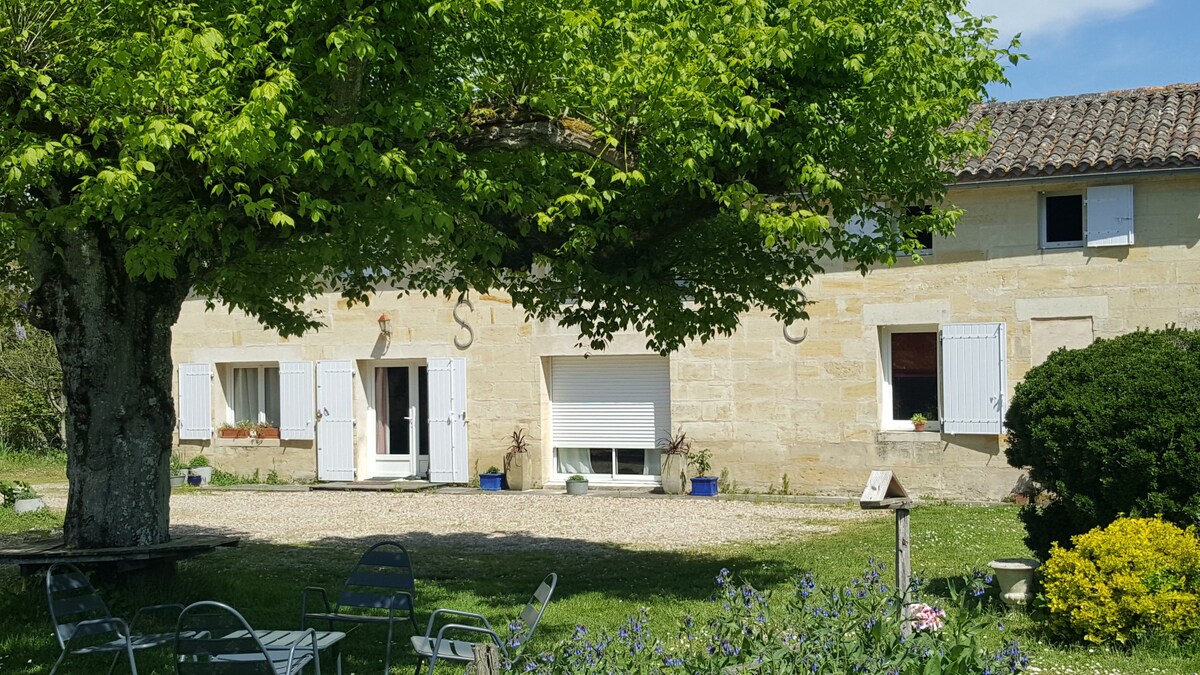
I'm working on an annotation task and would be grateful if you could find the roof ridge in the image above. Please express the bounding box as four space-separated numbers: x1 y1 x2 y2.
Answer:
983 82 1200 109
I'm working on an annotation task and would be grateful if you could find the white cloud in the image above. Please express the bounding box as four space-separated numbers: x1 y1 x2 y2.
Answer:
969 0 1155 39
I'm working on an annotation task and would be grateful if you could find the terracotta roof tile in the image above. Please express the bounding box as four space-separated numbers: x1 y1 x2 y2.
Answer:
955 82 1200 182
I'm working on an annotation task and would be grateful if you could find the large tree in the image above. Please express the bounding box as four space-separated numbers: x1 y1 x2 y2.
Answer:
0 0 1016 548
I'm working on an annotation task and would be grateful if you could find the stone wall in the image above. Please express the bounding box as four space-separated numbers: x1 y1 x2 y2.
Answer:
171 173 1200 499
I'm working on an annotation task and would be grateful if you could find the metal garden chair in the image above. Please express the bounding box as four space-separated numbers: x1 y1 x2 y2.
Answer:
409 572 557 674
175 600 324 675
300 541 417 674
45 562 185 675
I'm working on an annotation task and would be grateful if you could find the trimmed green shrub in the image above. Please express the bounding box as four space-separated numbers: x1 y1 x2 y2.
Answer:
1005 327 1200 558
1041 517 1200 644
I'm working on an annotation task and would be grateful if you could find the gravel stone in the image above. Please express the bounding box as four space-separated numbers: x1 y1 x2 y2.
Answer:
160 491 880 552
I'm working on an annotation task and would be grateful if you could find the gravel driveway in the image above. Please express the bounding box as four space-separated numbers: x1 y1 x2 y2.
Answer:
139 490 880 552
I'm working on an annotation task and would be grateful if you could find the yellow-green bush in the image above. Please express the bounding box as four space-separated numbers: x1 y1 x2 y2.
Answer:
1041 516 1200 644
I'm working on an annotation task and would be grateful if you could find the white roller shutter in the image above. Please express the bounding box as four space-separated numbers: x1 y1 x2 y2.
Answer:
178 363 213 440
279 361 315 440
1086 185 1134 247
551 356 670 448
941 323 1007 435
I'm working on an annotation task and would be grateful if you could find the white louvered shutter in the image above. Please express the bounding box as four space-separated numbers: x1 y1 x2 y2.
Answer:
427 357 468 483
845 214 881 238
279 361 315 440
1085 185 1134 247
315 361 355 481
941 323 1007 435
178 363 213 440
551 356 670 449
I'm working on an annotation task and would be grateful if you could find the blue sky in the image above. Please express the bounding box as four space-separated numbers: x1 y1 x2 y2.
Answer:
969 0 1200 101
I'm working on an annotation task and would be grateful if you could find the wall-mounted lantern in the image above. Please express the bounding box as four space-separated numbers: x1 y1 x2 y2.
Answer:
377 313 393 337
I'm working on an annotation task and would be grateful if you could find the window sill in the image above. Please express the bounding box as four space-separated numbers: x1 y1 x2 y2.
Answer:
215 438 290 448
877 431 943 442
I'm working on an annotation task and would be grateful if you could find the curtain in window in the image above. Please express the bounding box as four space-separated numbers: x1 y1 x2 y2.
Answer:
556 448 595 474
263 367 280 425
229 368 259 424
643 449 661 475
375 368 389 455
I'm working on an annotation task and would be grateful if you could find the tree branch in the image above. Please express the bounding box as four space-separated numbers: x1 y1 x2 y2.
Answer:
457 117 636 171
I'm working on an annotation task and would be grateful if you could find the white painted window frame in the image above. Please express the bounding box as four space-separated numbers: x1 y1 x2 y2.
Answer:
224 363 279 425
1039 191 1085 249
879 325 942 432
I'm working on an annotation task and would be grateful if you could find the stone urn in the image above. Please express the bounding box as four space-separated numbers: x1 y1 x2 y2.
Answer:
505 452 532 491
989 558 1041 607
661 453 688 495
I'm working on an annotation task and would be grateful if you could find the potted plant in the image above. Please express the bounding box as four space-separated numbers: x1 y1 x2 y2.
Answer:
687 448 718 496
657 427 691 495
565 474 589 496
910 412 928 432
503 428 533 491
480 465 503 491
252 421 280 439
218 420 253 439
170 449 188 485
0 480 45 514
188 454 214 485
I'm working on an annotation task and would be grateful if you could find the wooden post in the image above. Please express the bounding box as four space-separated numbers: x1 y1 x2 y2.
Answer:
895 507 911 604
860 471 913 604
470 643 500 675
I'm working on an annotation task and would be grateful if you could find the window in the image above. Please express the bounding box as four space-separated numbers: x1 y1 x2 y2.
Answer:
227 365 280 425
904 205 933 252
1040 186 1135 249
1041 193 1084 248
549 355 669 482
881 329 940 430
880 323 1008 434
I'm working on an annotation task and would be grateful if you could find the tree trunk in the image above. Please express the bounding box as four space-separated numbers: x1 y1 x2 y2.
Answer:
27 228 189 548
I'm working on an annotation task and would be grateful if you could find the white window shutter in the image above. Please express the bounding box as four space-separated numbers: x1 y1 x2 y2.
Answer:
178 363 213 440
845 214 881 238
1085 185 1134 247
279 361 315 440
450 358 469 483
427 358 469 483
941 323 1007 435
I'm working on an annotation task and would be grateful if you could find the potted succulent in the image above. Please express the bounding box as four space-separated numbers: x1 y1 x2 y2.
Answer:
170 453 189 488
687 448 718 497
503 428 533 491
218 420 253 439
0 480 45 514
565 474 589 496
657 427 691 495
188 454 214 485
480 465 503 491
251 421 281 439
910 412 928 432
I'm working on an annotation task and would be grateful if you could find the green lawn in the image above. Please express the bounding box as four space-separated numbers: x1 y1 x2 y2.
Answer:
0 449 67 485
1 501 1197 674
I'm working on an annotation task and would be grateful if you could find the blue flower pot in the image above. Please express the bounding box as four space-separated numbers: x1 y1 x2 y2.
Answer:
690 476 718 496
480 473 503 491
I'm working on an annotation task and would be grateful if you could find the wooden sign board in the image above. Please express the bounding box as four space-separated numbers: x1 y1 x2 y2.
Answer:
859 470 912 509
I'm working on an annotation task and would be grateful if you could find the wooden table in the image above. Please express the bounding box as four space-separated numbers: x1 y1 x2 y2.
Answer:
0 534 239 575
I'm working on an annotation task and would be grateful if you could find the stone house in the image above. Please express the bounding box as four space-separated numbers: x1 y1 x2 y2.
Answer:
171 83 1200 500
